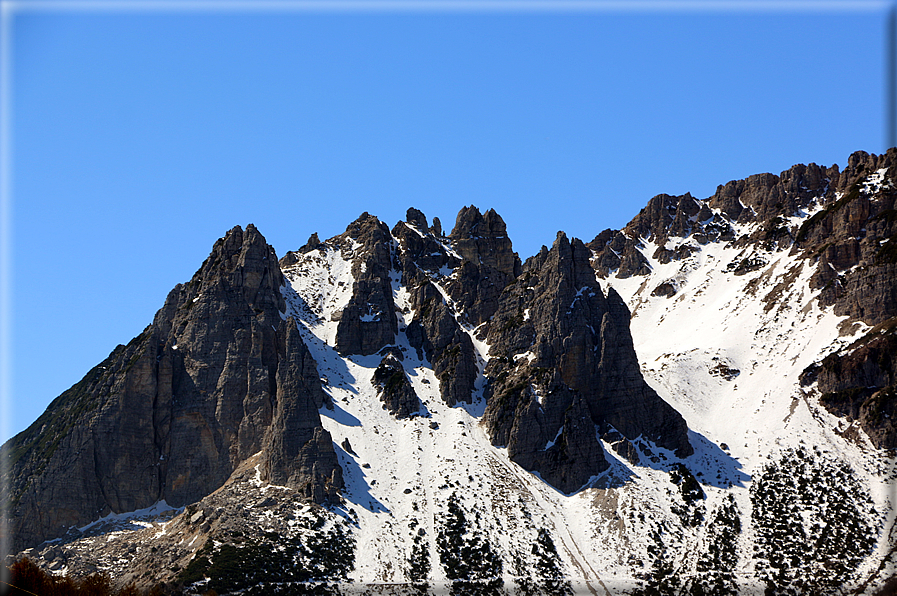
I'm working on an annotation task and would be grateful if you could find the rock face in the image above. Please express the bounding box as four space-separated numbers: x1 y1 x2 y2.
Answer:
795 150 897 323
445 206 522 326
372 352 422 419
393 206 521 407
482 232 693 493
588 148 897 448
332 214 399 356
263 318 343 503
4 225 341 553
788 150 897 447
802 317 897 450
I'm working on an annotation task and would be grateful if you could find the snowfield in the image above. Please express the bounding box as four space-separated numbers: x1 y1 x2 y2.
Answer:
269 207 895 594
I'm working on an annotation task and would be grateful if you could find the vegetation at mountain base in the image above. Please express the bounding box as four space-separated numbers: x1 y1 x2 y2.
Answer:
685 495 741 596
4 557 150 596
175 511 354 595
631 527 682 596
435 492 503 596
750 447 879 595
530 528 573 596
668 463 706 527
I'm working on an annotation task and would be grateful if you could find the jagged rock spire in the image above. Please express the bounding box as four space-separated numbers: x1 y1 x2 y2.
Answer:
332 213 398 356
5 225 342 553
483 231 692 493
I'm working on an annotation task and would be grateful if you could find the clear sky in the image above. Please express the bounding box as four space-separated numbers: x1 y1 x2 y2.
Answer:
2 0 894 441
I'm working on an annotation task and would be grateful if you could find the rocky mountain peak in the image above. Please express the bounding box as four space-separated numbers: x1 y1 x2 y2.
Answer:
156 224 286 331
5 224 340 554
442 206 522 328
449 205 520 282
405 207 429 233
547 231 599 293
332 213 398 357
706 162 833 226
482 230 692 493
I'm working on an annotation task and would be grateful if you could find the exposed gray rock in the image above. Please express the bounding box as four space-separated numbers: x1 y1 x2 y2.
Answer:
372 353 422 419
4 225 341 553
602 430 640 465
651 281 678 298
279 233 323 268
404 280 478 407
392 213 458 281
332 213 398 356
795 149 897 325
709 163 832 225
263 318 342 503
805 316 897 449
446 206 522 326
405 207 429 233
394 206 514 407
483 232 692 493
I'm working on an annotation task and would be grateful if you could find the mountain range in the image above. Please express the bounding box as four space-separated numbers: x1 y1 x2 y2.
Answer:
3 148 896 595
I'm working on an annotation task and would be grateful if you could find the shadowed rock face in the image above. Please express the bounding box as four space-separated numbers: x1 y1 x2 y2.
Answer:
394 207 521 407
4 225 341 552
263 318 342 503
483 232 692 493
333 214 399 356
372 353 422 419
446 206 523 327
802 317 897 450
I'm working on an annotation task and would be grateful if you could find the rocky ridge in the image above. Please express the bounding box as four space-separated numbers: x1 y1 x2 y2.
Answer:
590 148 897 449
3 149 896 596
5 225 341 554
482 232 692 493
4 203 693 557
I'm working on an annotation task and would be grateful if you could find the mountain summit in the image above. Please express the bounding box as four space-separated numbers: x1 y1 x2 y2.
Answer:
3 149 896 595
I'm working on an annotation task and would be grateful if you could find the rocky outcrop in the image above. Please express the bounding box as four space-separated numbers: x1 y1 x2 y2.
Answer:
709 163 833 225
13 453 352 591
263 318 342 503
391 210 459 285
587 161 838 278
402 279 477 407
482 232 692 493
802 316 897 449
332 214 398 356
393 207 518 407
793 150 897 324
4 225 342 552
588 192 734 279
445 206 522 327
372 352 422 419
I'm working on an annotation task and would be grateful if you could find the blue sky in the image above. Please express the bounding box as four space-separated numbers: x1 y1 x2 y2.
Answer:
2 0 894 441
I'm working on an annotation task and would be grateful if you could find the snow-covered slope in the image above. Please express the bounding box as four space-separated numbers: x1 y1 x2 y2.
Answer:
266 208 893 594
601 212 895 593
12 154 897 596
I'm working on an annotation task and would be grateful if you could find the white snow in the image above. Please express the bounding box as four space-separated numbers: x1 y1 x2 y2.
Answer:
77 500 181 534
265 213 895 592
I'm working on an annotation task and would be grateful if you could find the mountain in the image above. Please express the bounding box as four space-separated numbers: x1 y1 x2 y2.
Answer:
3 149 896 595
